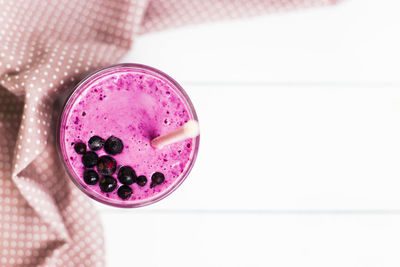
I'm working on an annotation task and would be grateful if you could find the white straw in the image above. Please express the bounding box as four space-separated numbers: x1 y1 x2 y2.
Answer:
151 120 200 149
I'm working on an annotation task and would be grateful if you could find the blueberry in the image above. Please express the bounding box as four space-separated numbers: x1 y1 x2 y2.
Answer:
117 185 133 200
99 176 117 192
117 166 136 185
104 136 123 155
136 175 147 187
82 151 98 168
83 170 99 185
150 172 165 188
97 156 116 175
88 136 105 151
74 142 86 154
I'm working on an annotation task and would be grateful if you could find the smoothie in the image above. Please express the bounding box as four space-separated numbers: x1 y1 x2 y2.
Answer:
58 64 199 207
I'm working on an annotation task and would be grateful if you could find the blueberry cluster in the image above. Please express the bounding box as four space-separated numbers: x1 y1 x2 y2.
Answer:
74 135 165 200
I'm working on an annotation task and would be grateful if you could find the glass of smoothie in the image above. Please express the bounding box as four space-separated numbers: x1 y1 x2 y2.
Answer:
57 63 200 208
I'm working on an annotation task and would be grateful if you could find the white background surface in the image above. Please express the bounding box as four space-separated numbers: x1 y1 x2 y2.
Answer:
98 0 400 266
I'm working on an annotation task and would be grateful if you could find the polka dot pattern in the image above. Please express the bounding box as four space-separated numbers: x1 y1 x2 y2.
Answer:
0 0 341 266
139 0 342 33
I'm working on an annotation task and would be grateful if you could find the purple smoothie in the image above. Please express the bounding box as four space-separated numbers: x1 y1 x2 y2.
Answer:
58 64 199 207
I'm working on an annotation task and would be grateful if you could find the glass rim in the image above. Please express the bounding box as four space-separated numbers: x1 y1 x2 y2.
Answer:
56 63 200 208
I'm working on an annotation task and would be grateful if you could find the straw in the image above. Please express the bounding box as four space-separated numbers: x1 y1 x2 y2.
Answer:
151 120 200 149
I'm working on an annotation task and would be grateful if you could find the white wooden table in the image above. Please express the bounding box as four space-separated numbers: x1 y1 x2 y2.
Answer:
97 1 400 266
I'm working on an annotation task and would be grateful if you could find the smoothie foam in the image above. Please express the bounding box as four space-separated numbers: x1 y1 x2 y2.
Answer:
58 64 199 207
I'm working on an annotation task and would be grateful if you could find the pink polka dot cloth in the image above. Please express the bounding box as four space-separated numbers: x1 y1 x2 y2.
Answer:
0 0 341 266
